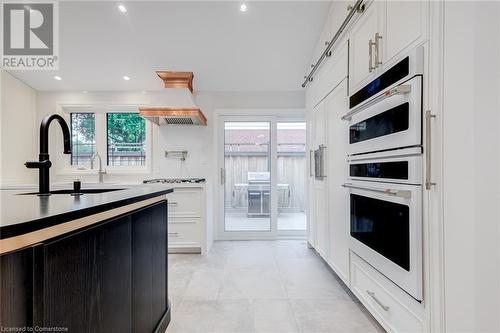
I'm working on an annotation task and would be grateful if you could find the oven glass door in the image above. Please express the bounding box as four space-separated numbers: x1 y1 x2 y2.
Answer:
350 193 410 270
346 180 423 300
348 149 423 184
348 76 422 155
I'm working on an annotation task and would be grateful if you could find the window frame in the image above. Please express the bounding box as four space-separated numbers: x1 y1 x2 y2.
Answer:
60 108 152 175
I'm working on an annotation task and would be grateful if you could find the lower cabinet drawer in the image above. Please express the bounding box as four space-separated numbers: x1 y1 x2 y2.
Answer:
168 220 201 246
350 252 424 333
167 189 202 218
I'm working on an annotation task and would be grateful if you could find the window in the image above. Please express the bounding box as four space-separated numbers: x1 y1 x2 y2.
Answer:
68 111 147 170
107 113 146 166
70 113 95 166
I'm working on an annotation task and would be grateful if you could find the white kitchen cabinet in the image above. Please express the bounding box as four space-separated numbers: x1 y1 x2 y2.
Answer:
348 1 380 92
167 185 210 254
312 100 326 147
306 41 349 109
349 0 428 93
382 1 428 67
306 111 316 248
325 79 350 284
350 252 424 333
310 101 329 258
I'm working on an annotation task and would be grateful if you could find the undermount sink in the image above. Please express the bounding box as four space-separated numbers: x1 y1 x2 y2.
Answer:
19 188 125 195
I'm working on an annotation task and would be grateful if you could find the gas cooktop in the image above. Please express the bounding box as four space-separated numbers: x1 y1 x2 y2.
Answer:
143 178 206 184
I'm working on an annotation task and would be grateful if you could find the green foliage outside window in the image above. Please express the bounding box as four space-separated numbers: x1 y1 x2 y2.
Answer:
71 113 95 165
107 113 146 166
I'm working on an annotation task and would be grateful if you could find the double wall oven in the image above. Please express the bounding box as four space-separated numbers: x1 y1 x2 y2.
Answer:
343 47 424 301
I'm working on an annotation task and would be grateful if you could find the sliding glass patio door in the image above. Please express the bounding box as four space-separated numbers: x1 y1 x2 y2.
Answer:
223 121 272 232
218 116 306 240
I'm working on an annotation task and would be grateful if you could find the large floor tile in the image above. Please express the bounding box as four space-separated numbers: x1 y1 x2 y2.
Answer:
278 259 350 300
290 299 380 333
182 269 225 301
218 268 287 300
166 240 383 333
169 265 195 301
226 247 277 269
167 300 254 333
272 241 319 259
252 299 299 333
170 252 227 270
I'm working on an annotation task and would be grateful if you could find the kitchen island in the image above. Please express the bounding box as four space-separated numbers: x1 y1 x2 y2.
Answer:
0 184 173 333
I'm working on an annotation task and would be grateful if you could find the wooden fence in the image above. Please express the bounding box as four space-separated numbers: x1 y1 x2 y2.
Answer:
224 154 306 212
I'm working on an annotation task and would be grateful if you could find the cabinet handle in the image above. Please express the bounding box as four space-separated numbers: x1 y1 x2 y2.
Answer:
425 110 437 190
319 144 327 179
374 32 383 67
368 39 376 72
168 201 179 206
168 232 179 237
220 168 225 185
309 150 314 177
366 290 390 311
342 183 411 199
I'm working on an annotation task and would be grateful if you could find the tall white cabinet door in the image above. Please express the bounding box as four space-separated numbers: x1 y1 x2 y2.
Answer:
312 102 329 258
348 2 380 92
306 110 316 247
325 79 350 284
382 0 427 66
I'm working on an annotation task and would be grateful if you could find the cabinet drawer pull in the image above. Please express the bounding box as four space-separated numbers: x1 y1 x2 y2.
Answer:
168 232 179 237
168 201 179 206
366 290 390 311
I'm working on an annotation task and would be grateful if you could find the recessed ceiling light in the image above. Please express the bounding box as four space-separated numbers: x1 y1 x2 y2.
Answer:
82 90 88 94
117 4 127 13
240 3 247 12
54 75 62 80
123 75 130 81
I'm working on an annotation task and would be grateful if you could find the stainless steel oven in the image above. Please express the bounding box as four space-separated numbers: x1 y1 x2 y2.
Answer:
344 47 423 156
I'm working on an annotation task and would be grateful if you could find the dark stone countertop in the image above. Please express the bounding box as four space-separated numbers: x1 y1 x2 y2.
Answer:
0 184 174 239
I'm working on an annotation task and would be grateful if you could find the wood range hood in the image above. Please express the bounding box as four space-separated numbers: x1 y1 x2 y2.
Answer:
139 71 207 126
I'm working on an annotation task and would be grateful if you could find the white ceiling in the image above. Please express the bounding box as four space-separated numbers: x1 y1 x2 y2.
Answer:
9 1 331 92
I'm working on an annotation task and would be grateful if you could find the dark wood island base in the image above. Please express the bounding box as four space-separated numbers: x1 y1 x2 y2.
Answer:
0 195 172 333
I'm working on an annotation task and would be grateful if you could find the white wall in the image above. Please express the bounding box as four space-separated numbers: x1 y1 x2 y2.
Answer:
0 70 37 186
442 2 500 332
34 90 305 185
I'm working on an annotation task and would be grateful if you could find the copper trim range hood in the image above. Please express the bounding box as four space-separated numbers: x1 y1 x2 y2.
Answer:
139 71 207 126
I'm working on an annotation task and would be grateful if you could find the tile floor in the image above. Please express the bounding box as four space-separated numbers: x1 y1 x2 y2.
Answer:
225 212 307 231
166 240 384 333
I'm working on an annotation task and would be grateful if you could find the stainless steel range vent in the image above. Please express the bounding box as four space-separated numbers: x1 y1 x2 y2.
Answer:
165 117 194 125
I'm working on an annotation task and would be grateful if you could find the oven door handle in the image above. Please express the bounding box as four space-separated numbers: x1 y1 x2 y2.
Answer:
341 84 412 121
342 183 411 199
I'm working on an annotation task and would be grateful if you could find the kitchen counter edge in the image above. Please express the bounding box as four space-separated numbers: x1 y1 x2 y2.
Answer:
0 186 174 240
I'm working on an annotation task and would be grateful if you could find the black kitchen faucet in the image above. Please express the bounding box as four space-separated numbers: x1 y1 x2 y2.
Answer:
25 114 71 195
